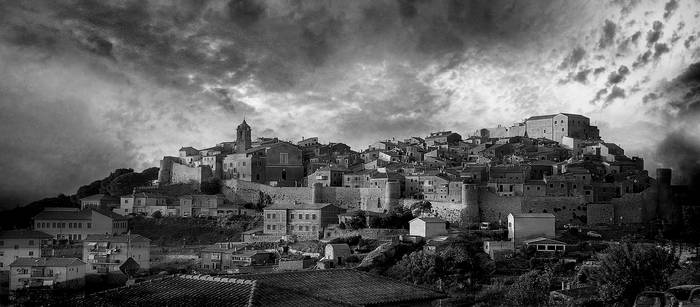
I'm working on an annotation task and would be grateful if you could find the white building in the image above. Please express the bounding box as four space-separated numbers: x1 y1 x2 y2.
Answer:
507 213 555 246
409 217 447 238
523 237 567 253
83 234 151 274
0 230 53 271
9 257 85 291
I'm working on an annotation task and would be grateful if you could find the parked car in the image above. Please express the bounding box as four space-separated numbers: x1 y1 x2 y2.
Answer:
586 231 602 238
667 285 700 306
564 224 581 230
633 291 678 307
479 222 490 230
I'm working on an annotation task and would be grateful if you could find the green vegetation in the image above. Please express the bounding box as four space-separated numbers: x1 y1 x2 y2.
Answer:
129 216 255 246
506 268 553 306
597 243 679 305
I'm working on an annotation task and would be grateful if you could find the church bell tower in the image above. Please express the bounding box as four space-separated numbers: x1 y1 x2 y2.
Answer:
235 118 252 153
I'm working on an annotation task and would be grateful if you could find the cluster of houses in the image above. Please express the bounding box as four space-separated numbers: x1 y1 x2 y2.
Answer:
6 111 694 304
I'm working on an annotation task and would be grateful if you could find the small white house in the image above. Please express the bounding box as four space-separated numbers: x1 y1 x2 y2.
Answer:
524 237 567 253
409 217 447 238
508 213 555 246
325 243 351 265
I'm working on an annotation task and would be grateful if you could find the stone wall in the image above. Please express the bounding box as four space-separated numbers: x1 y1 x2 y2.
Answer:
522 196 587 227
479 191 522 224
171 163 211 184
223 179 387 211
587 203 614 225
611 188 657 224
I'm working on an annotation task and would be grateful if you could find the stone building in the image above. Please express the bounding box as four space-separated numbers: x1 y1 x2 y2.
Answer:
83 234 151 274
9 257 85 291
263 203 346 240
33 208 128 242
0 230 53 271
525 113 599 143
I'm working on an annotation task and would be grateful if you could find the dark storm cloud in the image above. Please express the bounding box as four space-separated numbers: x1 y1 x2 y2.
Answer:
654 63 700 185
654 43 670 58
593 67 606 75
574 69 592 84
607 65 630 84
559 46 586 69
633 50 653 68
605 85 626 103
642 92 659 103
663 0 679 20
228 0 266 27
599 19 617 48
631 31 642 43
397 0 418 19
647 21 664 46
686 36 697 48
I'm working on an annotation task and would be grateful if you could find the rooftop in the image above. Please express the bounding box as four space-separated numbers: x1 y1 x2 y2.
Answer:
84 234 151 243
70 270 445 306
0 229 53 240
411 217 446 223
510 213 556 219
34 208 127 221
523 237 567 245
79 194 118 202
264 203 337 210
10 257 85 267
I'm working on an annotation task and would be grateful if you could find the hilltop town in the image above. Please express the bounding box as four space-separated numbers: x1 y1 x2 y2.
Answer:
2 112 699 306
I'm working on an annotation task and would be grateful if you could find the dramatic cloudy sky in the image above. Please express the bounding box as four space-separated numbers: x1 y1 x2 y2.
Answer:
1 0 700 207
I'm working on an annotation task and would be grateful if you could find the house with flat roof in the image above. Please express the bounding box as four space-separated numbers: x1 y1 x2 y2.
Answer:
9 257 85 291
508 213 556 246
83 234 151 274
0 230 53 271
33 208 128 242
263 203 346 240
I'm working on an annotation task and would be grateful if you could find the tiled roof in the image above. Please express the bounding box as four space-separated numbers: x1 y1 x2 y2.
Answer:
264 203 335 210
0 230 53 239
526 114 557 120
70 271 441 306
523 237 567 245
411 217 446 223
80 194 118 202
34 208 92 220
34 208 127 221
246 269 445 305
84 234 151 243
511 213 555 218
10 257 85 267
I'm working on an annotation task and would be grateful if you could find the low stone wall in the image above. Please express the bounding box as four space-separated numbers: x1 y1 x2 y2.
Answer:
523 196 587 227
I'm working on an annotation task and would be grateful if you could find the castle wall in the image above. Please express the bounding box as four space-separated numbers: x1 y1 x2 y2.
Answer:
479 191 522 224
170 163 212 184
610 187 657 224
522 196 587 227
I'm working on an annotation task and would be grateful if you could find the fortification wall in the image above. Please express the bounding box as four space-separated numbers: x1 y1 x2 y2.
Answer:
479 191 522 223
611 188 657 224
522 196 586 227
171 163 211 184
223 179 387 211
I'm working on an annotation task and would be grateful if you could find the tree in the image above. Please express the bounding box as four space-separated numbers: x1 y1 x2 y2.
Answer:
105 172 150 196
387 250 440 285
347 211 367 230
507 267 553 306
152 210 163 219
597 243 679 305
410 201 432 216
670 263 700 286
200 179 222 195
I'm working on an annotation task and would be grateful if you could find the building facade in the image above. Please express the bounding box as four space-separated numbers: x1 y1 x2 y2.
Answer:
9 257 86 291
83 234 151 274
33 208 128 242
263 203 346 240
0 230 53 271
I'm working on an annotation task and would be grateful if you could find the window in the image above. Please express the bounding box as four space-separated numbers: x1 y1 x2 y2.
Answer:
266 225 271 230
312 214 317 220
305 214 309 220
52 223 56 228
272 213 276 219
272 225 276 230
14 245 19 250
298 226 303 231
28 251 33 256
298 214 302 219
36 222 40 228
280 153 289 164
28 240 34 246
87 223 91 229
69 223 72 229
305 226 310 231
312 226 316 231
562 128 565 131
266 214 271 219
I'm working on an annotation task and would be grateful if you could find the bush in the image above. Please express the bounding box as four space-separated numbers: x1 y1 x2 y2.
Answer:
506 267 553 306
